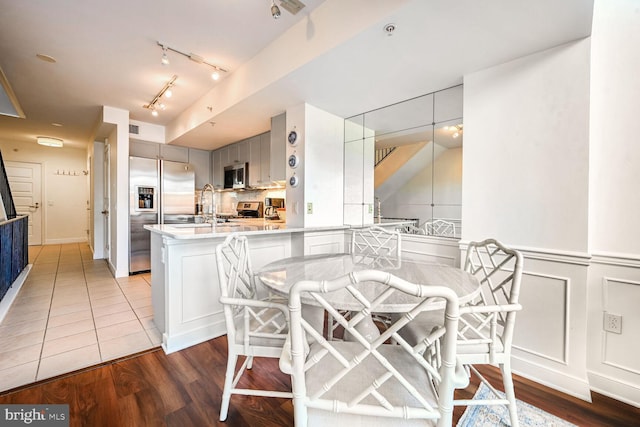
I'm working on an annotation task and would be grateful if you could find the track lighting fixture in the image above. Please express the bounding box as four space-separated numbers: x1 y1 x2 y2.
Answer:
156 42 227 80
271 1 281 19
143 75 177 117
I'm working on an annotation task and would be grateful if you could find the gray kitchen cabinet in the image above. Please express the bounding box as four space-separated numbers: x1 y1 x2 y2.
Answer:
260 131 271 183
236 139 249 164
248 135 262 186
160 144 189 163
212 149 223 189
130 141 189 163
130 140 159 159
188 148 212 189
270 113 286 181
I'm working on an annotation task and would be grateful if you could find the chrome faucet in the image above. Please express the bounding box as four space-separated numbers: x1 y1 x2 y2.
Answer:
200 183 216 223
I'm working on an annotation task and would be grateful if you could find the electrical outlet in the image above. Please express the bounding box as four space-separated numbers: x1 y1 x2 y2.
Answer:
604 312 622 334
368 204 373 214
307 202 313 214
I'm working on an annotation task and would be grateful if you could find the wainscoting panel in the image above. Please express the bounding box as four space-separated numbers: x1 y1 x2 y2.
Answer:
464 245 593 401
601 277 640 374
588 257 640 406
514 271 570 363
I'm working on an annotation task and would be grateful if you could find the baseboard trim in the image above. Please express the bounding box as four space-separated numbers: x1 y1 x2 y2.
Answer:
512 355 592 402
0 264 32 324
588 371 640 409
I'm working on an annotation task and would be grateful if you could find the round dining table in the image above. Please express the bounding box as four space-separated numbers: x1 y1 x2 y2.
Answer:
257 253 480 312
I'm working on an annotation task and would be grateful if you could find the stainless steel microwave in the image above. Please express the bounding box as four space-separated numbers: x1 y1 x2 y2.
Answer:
224 163 247 189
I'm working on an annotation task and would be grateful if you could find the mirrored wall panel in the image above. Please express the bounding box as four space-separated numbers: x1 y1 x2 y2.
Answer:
343 85 463 238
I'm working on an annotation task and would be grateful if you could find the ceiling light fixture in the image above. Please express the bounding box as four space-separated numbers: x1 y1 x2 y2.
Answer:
271 1 281 19
156 42 227 80
37 136 63 147
446 124 463 138
143 75 178 117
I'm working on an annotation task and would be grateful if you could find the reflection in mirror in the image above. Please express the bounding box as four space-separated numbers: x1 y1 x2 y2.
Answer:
343 85 463 238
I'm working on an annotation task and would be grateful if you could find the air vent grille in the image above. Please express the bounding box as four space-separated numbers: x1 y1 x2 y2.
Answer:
129 124 139 135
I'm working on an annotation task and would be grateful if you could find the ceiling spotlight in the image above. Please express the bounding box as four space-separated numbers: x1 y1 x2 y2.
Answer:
211 71 220 80
164 89 172 98
37 136 63 147
144 75 177 116
161 46 170 66
271 1 281 19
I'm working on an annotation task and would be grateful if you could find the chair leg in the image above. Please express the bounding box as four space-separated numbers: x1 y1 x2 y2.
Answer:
220 352 238 421
500 361 519 427
247 355 254 370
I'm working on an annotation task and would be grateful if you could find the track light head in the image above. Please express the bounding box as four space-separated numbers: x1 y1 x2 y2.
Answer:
271 1 281 19
160 46 170 65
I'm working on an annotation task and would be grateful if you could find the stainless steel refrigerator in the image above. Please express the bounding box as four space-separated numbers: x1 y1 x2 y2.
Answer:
129 156 195 274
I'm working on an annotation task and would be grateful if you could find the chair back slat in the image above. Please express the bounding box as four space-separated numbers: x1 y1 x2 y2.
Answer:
288 269 459 426
460 239 524 354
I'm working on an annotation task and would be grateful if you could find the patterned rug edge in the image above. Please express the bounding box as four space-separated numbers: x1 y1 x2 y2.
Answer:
456 382 577 427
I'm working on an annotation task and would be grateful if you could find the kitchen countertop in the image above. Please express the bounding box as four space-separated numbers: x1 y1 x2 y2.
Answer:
144 219 349 239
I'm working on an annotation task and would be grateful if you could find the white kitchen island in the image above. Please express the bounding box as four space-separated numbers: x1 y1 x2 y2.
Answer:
144 221 348 354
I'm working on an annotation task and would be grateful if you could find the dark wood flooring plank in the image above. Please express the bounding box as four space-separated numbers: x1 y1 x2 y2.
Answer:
1 336 639 426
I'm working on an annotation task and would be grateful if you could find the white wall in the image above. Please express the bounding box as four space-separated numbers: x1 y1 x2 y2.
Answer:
286 103 345 228
102 106 130 278
463 39 593 400
586 0 640 407
0 139 88 244
463 40 591 252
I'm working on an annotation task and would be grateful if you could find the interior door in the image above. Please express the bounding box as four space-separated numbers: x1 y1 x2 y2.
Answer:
5 161 42 245
103 143 111 261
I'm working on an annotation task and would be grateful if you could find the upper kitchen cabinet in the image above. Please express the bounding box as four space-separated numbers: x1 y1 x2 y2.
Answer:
189 148 212 189
212 149 223 189
260 132 271 183
130 140 160 159
129 140 189 163
248 132 271 186
270 113 286 181
248 135 262 187
160 144 189 163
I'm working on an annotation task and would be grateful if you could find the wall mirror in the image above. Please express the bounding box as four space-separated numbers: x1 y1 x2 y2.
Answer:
343 85 463 238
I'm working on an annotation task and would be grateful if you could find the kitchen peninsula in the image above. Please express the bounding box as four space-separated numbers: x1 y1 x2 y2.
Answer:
145 221 350 353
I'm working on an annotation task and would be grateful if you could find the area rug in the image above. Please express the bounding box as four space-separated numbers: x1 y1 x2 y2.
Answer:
456 382 577 427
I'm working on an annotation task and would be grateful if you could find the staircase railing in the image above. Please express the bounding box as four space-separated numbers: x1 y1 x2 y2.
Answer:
374 147 396 167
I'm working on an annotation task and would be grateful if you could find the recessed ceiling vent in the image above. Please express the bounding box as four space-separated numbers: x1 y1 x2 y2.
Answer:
129 124 140 135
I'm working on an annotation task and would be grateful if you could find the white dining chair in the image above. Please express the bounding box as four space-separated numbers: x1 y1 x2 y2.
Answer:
328 226 402 340
424 219 456 237
351 225 402 263
282 269 461 427
398 238 524 427
215 234 293 421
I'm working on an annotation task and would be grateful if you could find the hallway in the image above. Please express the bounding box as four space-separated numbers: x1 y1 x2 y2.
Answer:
0 243 159 392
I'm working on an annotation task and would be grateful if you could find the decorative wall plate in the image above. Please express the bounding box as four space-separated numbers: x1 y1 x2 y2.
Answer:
288 130 298 145
288 154 299 168
289 175 299 187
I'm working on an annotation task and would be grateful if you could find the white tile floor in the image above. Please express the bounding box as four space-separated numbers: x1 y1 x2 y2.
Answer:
0 243 160 392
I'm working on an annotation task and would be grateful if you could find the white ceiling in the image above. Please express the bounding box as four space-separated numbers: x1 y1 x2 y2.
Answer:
0 0 594 151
